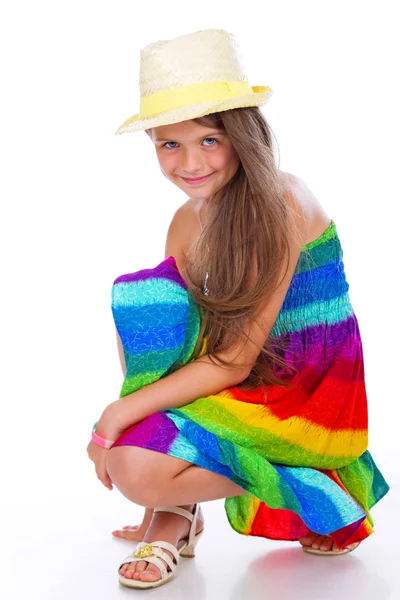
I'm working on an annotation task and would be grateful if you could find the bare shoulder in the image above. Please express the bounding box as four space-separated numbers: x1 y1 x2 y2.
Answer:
165 174 331 271
164 198 201 274
278 170 331 245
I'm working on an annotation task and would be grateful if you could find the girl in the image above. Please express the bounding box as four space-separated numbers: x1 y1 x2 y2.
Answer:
87 29 389 590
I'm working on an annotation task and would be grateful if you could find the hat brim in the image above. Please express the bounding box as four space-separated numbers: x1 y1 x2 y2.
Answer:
115 86 272 134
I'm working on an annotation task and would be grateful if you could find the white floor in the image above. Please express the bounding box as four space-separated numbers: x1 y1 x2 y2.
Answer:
1 484 398 600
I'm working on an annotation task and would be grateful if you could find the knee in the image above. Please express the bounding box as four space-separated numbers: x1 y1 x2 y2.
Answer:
106 446 165 507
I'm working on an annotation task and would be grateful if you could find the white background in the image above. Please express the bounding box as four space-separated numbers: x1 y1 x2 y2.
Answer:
1 3 399 597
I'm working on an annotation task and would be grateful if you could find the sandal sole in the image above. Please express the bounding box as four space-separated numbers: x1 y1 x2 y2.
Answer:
119 573 175 588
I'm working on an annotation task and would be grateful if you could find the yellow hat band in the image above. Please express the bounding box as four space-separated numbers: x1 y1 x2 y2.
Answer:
139 80 270 119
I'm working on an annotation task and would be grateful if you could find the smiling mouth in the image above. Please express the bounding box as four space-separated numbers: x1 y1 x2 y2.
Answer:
181 172 215 182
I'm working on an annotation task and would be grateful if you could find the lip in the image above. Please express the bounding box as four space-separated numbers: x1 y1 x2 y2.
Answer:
181 172 215 184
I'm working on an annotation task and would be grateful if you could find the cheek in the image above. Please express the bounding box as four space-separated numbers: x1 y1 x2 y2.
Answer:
219 154 239 174
210 151 229 170
216 146 239 170
157 154 174 174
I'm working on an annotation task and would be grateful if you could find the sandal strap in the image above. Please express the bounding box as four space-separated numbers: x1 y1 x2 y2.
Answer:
148 540 180 565
119 543 178 576
146 554 176 579
136 555 169 579
153 505 195 522
187 503 200 548
153 504 199 549
154 550 175 573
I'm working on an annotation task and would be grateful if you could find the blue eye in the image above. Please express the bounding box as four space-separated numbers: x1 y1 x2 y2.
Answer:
162 138 217 149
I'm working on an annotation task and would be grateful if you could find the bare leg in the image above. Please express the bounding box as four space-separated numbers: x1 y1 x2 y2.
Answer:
151 463 247 506
107 446 248 507
107 447 244 585
108 445 359 566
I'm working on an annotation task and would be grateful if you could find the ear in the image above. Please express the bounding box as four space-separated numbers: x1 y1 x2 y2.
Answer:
145 129 152 139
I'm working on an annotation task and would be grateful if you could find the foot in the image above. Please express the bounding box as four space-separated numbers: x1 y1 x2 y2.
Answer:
112 507 154 542
119 504 204 584
299 530 341 552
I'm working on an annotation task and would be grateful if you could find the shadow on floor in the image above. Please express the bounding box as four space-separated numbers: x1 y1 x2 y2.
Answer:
229 546 391 600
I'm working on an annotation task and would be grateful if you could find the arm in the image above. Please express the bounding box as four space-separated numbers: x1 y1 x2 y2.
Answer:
116 330 126 376
98 195 304 439
100 201 249 438
106 351 250 436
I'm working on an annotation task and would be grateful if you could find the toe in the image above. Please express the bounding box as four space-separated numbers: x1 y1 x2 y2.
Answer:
127 560 143 579
139 563 162 582
319 536 334 551
131 560 149 579
311 535 327 549
119 561 130 573
299 532 318 547
119 562 134 578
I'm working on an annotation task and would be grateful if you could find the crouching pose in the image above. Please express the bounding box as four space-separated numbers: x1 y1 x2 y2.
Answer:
87 28 389 590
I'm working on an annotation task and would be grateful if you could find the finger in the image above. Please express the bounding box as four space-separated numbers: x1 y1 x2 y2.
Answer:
95 472 112 490
105 473 113 489
112 529 143 541
95 464 113 490
102 478 113 490
112 530 135 538
112 530 124 537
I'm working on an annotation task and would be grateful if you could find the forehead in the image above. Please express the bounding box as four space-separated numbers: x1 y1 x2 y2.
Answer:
152 120 222 141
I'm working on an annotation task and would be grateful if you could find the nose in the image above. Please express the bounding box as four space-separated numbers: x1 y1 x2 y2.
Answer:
180 149 204 174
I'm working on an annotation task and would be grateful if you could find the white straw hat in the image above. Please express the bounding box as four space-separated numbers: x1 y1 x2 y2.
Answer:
115 29 273 135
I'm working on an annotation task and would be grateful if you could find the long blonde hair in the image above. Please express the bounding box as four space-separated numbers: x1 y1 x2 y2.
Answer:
175 107 300 390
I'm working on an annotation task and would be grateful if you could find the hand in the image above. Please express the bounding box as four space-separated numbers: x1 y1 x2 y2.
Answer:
95 401 127 442
86 439 113 490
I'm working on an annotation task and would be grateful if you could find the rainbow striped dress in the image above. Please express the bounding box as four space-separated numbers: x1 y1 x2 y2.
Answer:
110 219 389 548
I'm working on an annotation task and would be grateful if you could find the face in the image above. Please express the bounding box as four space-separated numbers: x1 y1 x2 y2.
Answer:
145 120 240 202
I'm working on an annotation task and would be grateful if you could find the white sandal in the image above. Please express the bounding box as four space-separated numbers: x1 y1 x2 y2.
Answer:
118 503 203 589
302 541 360 556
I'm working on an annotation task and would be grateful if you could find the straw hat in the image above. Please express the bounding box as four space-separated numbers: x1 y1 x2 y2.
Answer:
115 29 273 135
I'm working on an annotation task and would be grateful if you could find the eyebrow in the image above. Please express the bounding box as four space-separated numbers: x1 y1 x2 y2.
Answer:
154 131 224 143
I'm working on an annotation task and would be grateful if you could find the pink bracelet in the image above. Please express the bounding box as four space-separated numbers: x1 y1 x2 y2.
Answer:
91 423 116 449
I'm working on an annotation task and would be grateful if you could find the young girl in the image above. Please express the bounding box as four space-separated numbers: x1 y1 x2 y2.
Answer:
87 29 389 589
